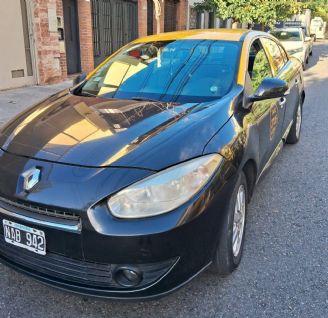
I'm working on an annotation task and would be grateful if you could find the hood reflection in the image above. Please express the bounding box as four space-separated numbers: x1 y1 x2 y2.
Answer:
0 91 197 167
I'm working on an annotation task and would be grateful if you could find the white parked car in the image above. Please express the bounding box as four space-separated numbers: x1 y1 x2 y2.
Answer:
310 17 326 40
270 28 311 70
301 26 314 56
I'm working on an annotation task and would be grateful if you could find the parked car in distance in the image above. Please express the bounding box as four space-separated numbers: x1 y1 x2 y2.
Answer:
301 25 314 55
311 17 327 40
0 29 305 300
270 28 311 69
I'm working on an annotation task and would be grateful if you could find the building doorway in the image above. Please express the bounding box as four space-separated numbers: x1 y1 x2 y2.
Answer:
63 0 81 74
91 0 138 67
164 0 178 32
147 0 154 35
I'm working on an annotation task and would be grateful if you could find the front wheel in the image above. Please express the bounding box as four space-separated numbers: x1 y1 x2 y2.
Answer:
211 172 248 275
286 100 302 144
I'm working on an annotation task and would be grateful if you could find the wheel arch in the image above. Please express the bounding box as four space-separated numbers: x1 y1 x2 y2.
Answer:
242 159 257 202
301 90 305 105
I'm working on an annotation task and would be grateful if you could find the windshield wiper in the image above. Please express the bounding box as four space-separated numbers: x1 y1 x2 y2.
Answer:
79 91 98 98
131 97 160 102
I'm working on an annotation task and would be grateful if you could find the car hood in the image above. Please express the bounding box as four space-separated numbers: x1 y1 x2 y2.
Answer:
280 41 304 51
0 88 241 171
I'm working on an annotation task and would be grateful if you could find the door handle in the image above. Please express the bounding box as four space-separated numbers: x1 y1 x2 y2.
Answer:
279 97 286 108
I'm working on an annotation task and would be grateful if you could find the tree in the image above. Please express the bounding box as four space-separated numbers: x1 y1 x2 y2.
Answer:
153 0 163 34
194 0 302 27
299 0 328 21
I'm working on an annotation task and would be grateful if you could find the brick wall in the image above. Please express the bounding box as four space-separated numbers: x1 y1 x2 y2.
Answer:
31 0 189 86
56 0 67 79
138 0 148 37
32 0 94 85
77 0 94 73
176 0 188 31
33 0 62 84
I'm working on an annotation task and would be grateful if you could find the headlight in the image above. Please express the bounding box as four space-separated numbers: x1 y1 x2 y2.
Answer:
288 47 304 55
108 154 223 219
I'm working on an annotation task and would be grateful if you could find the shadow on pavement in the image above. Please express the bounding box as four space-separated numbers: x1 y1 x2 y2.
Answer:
305 40 328 72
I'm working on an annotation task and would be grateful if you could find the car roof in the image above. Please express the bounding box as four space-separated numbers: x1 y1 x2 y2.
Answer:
134 29 251 43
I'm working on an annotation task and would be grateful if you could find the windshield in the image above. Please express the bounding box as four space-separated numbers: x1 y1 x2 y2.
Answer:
77 40 241 103
271 30 302 41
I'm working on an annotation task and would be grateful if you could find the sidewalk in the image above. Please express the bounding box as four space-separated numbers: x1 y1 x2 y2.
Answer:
0 80 72 126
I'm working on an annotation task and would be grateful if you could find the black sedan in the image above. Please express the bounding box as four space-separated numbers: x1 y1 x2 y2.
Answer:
0 29 304 299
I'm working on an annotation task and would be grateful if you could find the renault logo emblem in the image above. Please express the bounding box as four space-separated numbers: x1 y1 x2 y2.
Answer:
22 167 41 191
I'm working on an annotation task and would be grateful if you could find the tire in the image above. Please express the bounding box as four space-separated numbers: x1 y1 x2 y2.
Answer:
306 56 309 64
286 100 302 144
211 172 248 275
310 50 313 56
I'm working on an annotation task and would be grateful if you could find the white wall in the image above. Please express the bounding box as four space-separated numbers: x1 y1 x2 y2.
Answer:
0 0 35 90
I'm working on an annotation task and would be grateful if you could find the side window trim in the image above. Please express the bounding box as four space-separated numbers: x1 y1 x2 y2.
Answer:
247 37 274 76
278 43 289 64
243 35 274 88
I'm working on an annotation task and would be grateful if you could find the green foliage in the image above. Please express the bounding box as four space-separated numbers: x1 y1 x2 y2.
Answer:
194 0 299 26
251 49 272 91
299 0 328 21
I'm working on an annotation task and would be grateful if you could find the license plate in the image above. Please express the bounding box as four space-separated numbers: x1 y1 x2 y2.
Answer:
3 219 46 255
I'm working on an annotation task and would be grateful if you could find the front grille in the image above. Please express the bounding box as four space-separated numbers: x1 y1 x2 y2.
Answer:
0 196 80 222
0 236 177 289
0 236 114 288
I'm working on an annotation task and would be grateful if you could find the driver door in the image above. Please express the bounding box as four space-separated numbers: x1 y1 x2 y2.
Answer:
261 37 300 136
246 39 284 172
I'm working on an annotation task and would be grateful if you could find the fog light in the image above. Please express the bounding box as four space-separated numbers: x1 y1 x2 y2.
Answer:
113 267 143 287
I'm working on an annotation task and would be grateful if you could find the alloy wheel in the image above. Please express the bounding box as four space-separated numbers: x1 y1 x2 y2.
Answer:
296 103 302 139
232 184 246 257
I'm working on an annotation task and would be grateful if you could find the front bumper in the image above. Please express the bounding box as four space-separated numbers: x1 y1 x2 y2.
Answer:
0 150 236 299
0 189 232 299
0 233 180 300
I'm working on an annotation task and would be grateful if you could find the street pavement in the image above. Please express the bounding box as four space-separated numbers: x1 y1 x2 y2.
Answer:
0 81 72 126
0 41 328 318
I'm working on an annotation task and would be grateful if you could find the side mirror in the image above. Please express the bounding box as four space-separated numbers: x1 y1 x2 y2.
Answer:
73 73 87 86
246 78 288 106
